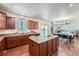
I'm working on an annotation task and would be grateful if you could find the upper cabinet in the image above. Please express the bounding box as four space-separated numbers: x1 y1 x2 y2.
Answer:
28 20 38 29
34 21 38 29
0 11 7 29
6 16 15 29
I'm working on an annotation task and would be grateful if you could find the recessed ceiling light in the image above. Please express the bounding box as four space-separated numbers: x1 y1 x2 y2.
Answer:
69 4 74 7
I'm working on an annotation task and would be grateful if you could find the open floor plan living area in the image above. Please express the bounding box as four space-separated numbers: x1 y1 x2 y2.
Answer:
0 3 79 56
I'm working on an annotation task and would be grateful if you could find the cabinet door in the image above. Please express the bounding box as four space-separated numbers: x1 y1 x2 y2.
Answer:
0 39 5 51
28 20 33 29
0 42 3 52
29 41 40 56
0 39 5 56
28 20 38 29
23 35 29 44
6 16 15 29
34 22 38 29
40 42 48 56
0 11 6 29
17 35 24 46
48 40 53 56
6 36 17 49
17 35 29 46
17 35 26 45
0 40 4 56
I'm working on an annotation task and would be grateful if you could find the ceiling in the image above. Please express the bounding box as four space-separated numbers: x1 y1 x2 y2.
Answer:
0 3 79 22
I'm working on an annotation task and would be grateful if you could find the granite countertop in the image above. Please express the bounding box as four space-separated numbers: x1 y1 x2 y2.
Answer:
29 35 59 44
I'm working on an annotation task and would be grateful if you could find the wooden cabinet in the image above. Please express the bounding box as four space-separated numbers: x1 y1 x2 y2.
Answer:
17 35 29 46
6 36 17 49
0 39 5 56
6 16 15 29
47 40 53 56
29 41 47 56
28 20 38 29
29 41 40 56
29 36 59 56
0 41 3 56
5 35 29 49
0 11 6 29
34 21 38 29
39 42 47 56
28 20 33 29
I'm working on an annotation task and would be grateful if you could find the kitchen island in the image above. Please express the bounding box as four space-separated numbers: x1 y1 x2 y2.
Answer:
29 35 59 56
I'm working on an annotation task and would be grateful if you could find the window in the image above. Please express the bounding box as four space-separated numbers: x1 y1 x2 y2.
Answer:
16 18 27 31
40 25 49 37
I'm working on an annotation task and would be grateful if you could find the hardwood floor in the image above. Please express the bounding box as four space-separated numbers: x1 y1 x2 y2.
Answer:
2 37 79 56
58 37 79 56
3 45 29 56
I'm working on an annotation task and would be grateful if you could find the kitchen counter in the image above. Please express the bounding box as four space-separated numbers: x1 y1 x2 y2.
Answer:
29 35 59 44
29 35 59 56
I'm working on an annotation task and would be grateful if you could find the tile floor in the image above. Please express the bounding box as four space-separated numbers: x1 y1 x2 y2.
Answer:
2 37 79 56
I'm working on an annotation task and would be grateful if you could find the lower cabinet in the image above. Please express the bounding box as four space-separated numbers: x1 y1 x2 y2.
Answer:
29 41 40 56
5 35 29 49
0 39 5 56
29 38 59 56
17 35 29 46
6 36 17 49
39 42 48 56
29 41 48 56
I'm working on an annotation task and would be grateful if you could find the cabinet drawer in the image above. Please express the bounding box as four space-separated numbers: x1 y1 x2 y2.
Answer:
40 42 48 56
